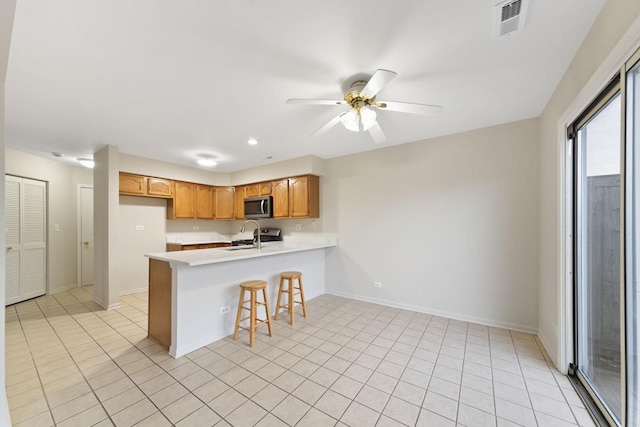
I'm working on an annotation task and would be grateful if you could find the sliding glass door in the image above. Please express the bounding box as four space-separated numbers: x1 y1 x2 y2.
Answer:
573 84 622 425
571 49 640 426
625 54 640 427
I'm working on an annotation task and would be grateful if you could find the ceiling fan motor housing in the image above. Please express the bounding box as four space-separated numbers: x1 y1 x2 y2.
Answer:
344 81 375 110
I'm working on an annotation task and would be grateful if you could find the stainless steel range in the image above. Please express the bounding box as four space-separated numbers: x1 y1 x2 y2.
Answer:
231 227 282 246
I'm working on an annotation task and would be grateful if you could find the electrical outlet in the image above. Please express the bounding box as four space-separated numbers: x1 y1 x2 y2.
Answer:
295 224 302 231
311 221 316 228
192 225 200 230
135 225 144 231
220 305 230 315
373 282 382 288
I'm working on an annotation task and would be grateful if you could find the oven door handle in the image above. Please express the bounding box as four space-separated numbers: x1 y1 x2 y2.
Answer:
261 199 267 214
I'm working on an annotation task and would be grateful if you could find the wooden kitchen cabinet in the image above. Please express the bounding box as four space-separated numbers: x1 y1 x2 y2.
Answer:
119 173 146 195
119 173 172 198
195 184 214 219
272 179 289 218
245 184 259 197
167 242 231 251
234 186 245 219
215 186 235 219
168 181 196 219
146 177 172 198
289 175 319 218
259 181 272 195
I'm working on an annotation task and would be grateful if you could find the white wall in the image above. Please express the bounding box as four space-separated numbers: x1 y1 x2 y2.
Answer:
118 196 168 294
120 152 230 185
230 154 325 185
5 148 93 293
322 119 540 332
538 0 640 367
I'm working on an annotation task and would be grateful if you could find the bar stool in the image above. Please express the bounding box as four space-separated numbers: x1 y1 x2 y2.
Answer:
274 271 307 326
233 280 273 347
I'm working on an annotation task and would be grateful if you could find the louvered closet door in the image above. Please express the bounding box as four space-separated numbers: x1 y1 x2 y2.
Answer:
5 176 47 305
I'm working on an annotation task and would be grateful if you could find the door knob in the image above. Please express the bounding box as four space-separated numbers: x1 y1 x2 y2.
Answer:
6 246 12 252
83 241 89 245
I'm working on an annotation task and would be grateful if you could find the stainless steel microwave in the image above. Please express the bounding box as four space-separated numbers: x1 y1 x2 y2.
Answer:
244 196 273 219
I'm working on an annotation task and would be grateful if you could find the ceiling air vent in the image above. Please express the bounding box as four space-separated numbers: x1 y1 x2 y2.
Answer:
495 0 528 37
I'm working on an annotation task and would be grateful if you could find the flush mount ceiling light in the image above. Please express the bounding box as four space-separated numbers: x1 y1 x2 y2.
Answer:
77 158 95 168
197 157 217 167
287 69 443 143
247 138 258 146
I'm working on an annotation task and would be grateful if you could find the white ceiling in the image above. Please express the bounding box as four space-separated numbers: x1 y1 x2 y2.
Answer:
6 0 605 173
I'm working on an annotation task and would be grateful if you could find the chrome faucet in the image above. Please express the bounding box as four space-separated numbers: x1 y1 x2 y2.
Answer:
240 220 261 250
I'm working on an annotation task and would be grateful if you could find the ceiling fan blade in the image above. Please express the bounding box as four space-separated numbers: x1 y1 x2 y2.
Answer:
360 69 397 100
368 123 386 144
311 112 346 138
286 99 346 106
375 101 443 115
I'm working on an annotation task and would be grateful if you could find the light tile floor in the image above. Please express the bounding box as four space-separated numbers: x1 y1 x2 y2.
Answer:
5 286 596 426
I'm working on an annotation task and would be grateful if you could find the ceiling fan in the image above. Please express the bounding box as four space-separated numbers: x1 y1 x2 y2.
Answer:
286 69 443 143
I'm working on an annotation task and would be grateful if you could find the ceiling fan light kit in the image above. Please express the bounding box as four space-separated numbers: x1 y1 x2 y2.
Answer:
286 69 443 143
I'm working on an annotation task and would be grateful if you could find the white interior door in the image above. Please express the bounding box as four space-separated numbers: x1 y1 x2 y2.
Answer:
80 186 94 286
5 175 47 305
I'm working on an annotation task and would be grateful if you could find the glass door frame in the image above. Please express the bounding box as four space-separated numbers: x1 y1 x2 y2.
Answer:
569 76 623 427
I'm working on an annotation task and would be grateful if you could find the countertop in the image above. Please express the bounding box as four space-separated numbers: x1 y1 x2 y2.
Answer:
146 239 337 267
166 240 232 246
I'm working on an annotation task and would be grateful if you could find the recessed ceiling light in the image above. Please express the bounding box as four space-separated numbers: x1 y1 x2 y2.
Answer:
77 158 95 168
248 138 258 146
197 158 217 167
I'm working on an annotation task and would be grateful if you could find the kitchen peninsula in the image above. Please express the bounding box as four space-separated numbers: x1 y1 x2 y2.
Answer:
145 239 336 358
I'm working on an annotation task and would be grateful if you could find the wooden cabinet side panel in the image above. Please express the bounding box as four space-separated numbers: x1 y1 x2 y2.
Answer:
147 178 173 198
195 185 214 219
215 187 235 219
148 259 172 348
272 179 289 218
308 175 320 218
119 173 146 195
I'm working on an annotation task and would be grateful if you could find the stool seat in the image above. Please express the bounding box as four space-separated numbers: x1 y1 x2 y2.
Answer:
280 271 302 279
240 280 268 289
274 271 307 326
233 280 273 347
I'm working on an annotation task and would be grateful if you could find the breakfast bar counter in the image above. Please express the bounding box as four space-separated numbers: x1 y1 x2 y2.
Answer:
145 239 336 358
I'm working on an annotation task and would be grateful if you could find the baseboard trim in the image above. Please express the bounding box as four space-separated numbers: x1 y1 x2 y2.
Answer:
48 283 78 294
537 331 559 370
119 287 147 296
325 289 539 335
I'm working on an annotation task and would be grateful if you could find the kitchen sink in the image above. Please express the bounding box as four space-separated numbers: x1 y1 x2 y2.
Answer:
222 246 256 251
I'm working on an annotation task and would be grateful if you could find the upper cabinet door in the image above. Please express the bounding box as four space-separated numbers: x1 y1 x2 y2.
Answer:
172 181 196 219
289 175 319 218
259 182 272 195
245 184 259 198
147 178 173 198
215 187 235 219
195 185 214 219
119 173 146 195
272 179 289 218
